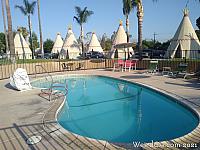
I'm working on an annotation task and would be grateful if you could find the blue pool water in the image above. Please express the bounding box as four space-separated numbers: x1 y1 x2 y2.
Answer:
32 75 199 143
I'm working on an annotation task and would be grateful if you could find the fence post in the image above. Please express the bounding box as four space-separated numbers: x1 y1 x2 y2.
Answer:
105 58 107 68
58 52 61 72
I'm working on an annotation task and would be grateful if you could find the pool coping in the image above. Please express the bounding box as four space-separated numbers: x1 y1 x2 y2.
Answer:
32 74 200 149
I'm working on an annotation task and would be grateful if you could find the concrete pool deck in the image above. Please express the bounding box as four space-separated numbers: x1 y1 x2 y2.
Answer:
0 69 200 150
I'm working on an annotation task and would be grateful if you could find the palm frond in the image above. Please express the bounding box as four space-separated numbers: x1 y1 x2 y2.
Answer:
23 0 29 12
73 16 81 25
122 0 133 15
16 0 36 15
75 6 82 16
132 0 138 7
15 5 27 15
74 6 93 25
82 7 93 23
29 1 36 14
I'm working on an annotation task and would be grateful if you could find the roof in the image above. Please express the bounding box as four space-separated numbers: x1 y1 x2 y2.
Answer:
88 32 103 52
52 33 63 53
112 22 127 45
14 32 32 55
165 8 200 58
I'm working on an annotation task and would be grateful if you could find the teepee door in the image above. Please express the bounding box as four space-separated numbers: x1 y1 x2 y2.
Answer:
175 44 182 58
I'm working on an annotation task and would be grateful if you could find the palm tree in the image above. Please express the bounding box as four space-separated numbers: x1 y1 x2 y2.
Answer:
73 6 93 57
123 0 133 59
37 0 44 57
15 0 36 59
1 0 9 53
131 0 143 58
122 0 133 43
5 0 15 61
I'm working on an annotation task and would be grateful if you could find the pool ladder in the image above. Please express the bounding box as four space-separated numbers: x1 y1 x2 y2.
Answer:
35 65 68 101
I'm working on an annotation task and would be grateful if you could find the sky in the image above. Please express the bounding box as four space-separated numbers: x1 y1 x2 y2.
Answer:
0 0 200 43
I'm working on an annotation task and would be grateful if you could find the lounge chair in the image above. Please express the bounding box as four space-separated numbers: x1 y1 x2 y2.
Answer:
76 62 85 70
184 70 200 80
168 63 188 78
147 60 158 75
113 59 124 72
62 62 74 71
123 59 137 72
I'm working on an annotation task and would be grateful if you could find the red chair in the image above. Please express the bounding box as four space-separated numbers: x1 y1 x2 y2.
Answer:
123 60 137 72
113 59 124 72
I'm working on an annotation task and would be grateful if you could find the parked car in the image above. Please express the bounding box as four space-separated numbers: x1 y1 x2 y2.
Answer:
133 52 150 59
51 53 59 59
44 53 52 59
36 53 59 59
0 53 7 59
80 51 104 59
90 51 104 59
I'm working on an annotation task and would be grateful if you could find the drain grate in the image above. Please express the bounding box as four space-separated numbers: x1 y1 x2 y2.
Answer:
26 136 42 145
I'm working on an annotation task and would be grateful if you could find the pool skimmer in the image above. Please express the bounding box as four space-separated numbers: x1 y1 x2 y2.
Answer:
26 136 42 145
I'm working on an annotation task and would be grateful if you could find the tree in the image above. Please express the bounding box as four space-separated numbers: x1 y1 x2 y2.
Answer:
43 39 54 53
104 38 112 51
37 0 44 57
122 0 133 43
160 40 170 50
5 0 15 61
196 30 200 41
73 6 93 57
100 34 112 51
18 26 29 40
0 33 6 53
196 17 200 30
196 17 200 40
100 34 106 49
142 40 154 49
15 0 36 59
31 32 39 51
111 31 116 43
132 0 143 56
1 0 9 53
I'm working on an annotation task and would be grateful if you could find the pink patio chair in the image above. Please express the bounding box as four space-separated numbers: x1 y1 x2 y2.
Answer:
123 60 137 72
113 59 124 72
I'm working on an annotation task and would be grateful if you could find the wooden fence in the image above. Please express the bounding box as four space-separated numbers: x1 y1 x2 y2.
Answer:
0 59 200 80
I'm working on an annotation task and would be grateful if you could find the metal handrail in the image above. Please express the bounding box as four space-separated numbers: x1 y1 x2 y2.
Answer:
34 64 53 83
35 64 68 101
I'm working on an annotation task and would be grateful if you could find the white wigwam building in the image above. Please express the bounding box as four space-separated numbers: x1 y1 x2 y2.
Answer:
165 8 200 59
110 21 133 59
13 31 32 59
52 32 63 54
60 26 80 59
88 32 103 53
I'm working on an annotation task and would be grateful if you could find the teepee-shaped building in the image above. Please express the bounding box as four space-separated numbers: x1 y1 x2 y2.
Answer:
110 21 133 58
165 8 200 59
60 27 80 59
52 33 63 54
88 32 103 53
14 31 32 59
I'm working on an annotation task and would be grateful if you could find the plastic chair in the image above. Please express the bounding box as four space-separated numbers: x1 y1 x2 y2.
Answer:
113 59 124 72
123 60 137 72
148 60 158 75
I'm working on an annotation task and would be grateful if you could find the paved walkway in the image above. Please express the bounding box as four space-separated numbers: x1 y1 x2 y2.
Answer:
0 69 200 150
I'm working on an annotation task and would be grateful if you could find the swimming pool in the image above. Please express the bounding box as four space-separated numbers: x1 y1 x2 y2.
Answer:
32 75 199 143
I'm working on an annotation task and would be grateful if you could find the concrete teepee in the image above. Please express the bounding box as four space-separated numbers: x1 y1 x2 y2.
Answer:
110 21 133 59
52 32 63 54
14 31 32 59
61 26 80 59
165 8 200 59
88 32 103 53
